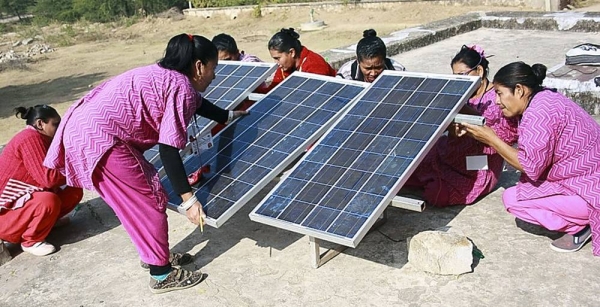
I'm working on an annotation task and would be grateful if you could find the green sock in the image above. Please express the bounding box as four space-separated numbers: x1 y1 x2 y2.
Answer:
151 270 171 281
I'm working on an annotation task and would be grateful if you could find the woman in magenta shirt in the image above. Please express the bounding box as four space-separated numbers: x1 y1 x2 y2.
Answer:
463 61 600 254
45 34 246 293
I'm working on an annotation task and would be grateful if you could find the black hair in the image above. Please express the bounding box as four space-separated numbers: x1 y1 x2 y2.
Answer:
493 62 547 95
451 45 490 78
356 29 387 62
158 33 217 76
212 33 238 54
14 105 59 127
268 28 302 56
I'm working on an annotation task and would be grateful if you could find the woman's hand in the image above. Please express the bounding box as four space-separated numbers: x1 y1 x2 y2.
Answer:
231 110 249 121
448 122 461 138
461 122 524 172
459 123 498 145
185 202 206 226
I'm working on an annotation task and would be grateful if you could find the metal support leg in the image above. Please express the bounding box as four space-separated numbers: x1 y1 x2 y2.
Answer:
309 236 347 269
308 211 390 269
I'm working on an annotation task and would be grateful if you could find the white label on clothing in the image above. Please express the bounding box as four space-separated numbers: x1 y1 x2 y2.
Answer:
189 135 200 156
197 132 214 152
466 155 489 170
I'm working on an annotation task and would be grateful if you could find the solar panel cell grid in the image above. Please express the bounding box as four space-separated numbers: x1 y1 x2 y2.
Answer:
143 61 276 170
250 71 479 247
164 73 367 227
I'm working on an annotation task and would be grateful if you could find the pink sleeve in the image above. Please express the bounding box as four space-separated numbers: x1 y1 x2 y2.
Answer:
478 101 520 155
517 110 559 181
158 84 198 149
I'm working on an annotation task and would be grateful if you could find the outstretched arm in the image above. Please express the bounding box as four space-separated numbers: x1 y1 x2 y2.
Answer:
195 97 249 124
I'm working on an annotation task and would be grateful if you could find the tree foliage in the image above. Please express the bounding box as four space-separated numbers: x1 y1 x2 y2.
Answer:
32 0 187 23
4 0 323 23
191 0 322 7
0 0 34 21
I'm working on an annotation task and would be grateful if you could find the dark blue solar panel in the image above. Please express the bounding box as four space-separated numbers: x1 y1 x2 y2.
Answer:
144 62 276 170
164 73 367 227
251 71 479 247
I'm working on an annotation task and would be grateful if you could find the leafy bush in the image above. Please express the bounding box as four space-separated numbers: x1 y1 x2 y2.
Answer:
192 0 323 8
32 0 188 23
7 0 326 24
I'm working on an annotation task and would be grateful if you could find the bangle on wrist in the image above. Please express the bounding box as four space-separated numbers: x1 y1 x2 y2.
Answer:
227 110 234 124
179 195 197 211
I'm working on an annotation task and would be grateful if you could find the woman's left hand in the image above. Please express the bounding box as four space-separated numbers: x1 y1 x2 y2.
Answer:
231 110 249 121
459 122 498 145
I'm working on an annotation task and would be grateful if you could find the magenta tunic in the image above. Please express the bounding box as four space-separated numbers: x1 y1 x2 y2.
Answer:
406 89 519 206
44 64 200 192
515 90 600 255
43 64 201 265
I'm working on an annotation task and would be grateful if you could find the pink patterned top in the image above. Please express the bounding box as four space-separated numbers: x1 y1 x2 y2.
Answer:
516 89 600 256
44 64 200 190
239 52 262 63
409 88 519 206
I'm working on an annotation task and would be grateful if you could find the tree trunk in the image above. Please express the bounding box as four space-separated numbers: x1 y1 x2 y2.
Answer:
10 5 22 21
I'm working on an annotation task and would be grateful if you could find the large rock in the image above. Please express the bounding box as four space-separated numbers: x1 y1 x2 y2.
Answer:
0 240 12 266
408 230 474 275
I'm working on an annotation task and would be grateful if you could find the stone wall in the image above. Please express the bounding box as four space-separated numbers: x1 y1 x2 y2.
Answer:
184 0 557 20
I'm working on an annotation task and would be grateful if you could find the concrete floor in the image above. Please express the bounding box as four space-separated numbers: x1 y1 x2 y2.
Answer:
2 29 600 307
392 28 600 78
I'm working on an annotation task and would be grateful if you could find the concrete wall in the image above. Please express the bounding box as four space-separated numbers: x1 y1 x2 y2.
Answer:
186 7 600 113
322 10 600 114
184 0 557 20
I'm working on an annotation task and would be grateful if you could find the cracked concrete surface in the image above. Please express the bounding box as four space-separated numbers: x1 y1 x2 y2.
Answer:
2 17 600 307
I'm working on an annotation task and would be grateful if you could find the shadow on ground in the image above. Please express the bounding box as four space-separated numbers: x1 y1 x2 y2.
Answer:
5 197 121 258
172 180 306 269
317 168 522 268
0 72 106 119
173 168 526 270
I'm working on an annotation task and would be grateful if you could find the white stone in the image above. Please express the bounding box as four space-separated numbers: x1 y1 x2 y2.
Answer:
408 230 474 275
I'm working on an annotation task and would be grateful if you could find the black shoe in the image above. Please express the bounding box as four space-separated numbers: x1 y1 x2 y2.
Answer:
141 252 194 270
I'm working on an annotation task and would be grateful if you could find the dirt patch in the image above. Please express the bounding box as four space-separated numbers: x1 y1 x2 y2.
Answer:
156 7 185 21
240 34 270 43
0 3 531 144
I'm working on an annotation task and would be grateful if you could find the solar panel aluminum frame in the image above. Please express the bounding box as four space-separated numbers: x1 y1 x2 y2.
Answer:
249 70 481 248
169 72 369 228
149 61 277 174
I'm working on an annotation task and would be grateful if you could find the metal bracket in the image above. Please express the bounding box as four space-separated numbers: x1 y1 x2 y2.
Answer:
247 93 266 101
390 195 426 212
309 212 389 268
453 114 486 126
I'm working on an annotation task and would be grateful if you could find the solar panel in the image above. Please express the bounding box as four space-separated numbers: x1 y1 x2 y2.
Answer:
249 71 480 248
145 61 277 169
162 72 368 227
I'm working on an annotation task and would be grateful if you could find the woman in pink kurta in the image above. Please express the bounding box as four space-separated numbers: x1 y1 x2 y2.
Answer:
44 34 246 293
403 45 519 206
463 61 600 254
